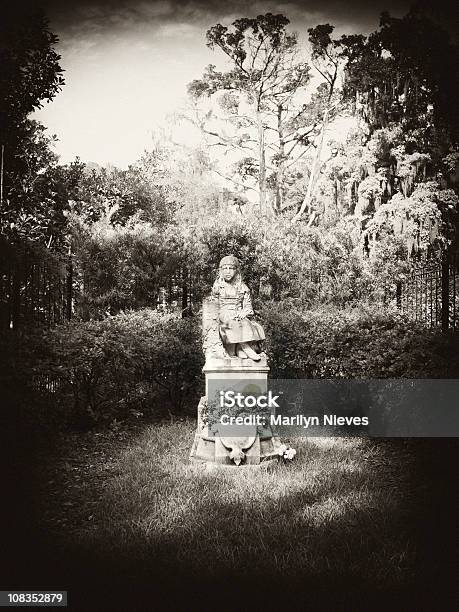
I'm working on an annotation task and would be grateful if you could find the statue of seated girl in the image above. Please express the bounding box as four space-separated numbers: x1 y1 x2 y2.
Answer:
211 255 265 361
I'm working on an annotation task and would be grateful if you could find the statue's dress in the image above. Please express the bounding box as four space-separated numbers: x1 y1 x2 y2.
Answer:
212 279 265 345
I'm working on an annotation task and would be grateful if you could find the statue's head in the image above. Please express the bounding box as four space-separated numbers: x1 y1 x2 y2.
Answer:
218 254 241 284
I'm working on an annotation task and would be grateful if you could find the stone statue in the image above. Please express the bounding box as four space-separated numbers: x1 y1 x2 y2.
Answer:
190 255 286 467
207 255 265 361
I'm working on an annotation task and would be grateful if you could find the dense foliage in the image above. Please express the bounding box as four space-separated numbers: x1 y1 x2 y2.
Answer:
73 209 400 318
2 6 459 432
263 304 459 379
67 7 458 318
0 8 75 249
3 304 457 430
3 7 458 317
5 310 202 428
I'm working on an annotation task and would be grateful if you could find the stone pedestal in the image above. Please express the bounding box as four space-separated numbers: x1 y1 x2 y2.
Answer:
203 354 269 397
190 355 282 466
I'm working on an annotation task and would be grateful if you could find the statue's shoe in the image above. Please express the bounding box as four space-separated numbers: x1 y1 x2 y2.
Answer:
237 347 248 359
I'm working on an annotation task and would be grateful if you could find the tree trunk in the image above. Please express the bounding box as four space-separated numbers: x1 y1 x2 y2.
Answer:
66 256 73 321
291 107 330 224
256 110 266 213
275 105 285 213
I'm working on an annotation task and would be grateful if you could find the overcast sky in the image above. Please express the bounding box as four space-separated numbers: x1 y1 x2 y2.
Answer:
26 0 430 166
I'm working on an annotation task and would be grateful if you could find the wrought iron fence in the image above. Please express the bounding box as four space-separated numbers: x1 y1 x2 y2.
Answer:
0 238 73 331
398 251 459 331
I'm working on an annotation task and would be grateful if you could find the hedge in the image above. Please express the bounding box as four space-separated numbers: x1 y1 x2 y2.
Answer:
3 305 458 430
262 303 459 379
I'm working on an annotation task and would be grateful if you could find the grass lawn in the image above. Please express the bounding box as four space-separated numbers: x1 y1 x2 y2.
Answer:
22 420 429 610
2 417 457 610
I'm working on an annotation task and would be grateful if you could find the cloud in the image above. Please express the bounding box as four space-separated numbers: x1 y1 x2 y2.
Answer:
10 0 459 39
38 0 414 38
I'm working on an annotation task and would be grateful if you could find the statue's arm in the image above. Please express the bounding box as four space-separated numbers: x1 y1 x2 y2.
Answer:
240 286 254 318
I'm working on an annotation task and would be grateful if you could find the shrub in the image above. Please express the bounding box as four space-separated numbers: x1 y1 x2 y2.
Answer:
261 303 459 379
32 309 203 428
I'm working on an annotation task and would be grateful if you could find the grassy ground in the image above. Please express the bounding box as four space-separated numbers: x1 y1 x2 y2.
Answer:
2 418 457 610
25 421 421 608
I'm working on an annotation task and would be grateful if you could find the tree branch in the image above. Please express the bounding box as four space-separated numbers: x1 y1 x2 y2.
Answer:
213 167 259 193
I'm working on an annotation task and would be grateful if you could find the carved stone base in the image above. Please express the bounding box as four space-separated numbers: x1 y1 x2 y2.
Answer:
190 359 283 466
190 344 284 467
189 429 282 466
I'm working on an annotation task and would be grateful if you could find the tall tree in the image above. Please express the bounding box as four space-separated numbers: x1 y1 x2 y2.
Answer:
188 13 313 212
291 24 341 223
341 8 459 141
0 7 65 242
0 9 64 131
307 8 459 258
